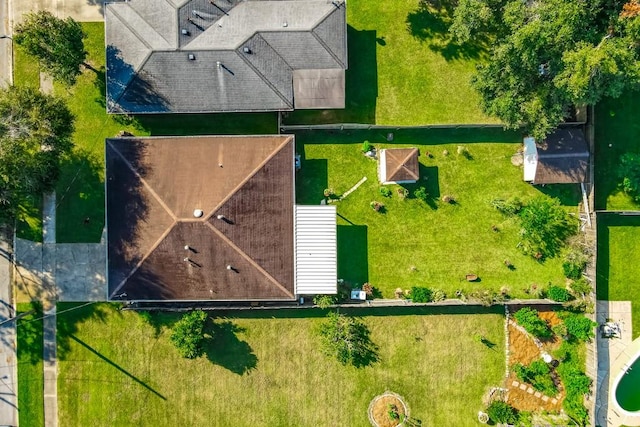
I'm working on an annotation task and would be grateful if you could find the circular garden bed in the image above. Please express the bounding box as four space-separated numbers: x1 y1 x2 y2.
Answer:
368 392 409 427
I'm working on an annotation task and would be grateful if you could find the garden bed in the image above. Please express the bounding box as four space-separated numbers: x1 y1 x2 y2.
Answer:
368 392 408 427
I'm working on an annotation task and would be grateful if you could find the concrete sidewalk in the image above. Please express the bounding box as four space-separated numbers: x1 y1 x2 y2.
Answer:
0 229 17 427
12 0 105 24
0 0 12 89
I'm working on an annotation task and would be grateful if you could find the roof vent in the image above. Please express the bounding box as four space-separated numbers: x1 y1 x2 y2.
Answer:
216 61 221 68
181 28 189 36
193 209 204 218
282 22 288 27
243 47 252 54
188 53 196 60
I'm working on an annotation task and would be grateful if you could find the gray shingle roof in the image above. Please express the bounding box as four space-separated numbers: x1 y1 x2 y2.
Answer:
105 0 347 114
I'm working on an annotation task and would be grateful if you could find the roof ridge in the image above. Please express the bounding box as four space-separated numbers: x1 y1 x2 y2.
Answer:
311 5 346 68
204 222 294 298
387 149 419 180
108 6 155 51
235 37 294 109
203 136 294 220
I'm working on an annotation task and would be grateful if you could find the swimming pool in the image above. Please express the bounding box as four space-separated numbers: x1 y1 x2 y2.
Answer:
613 347 640 414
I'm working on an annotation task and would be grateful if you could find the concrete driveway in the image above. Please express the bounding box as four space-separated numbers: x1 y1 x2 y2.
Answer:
13 0 105 24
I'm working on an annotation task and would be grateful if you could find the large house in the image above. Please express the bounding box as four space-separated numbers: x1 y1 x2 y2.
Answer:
105 0 348 114
106 135 337 301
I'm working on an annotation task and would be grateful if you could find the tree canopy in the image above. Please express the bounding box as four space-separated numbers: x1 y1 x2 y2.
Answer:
0 86 74 219
14 11 87 86
451 0 640 139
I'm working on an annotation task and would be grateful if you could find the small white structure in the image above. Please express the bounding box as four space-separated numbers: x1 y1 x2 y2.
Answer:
294 205 337 295
378 148 420 184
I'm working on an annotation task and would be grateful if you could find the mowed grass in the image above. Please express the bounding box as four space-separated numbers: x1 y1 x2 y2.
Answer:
16 303 44 427
284 0 497 125
597 214 640 339
12 23 277 243
296 128 579 297
594 92 640 211
56 303 505 427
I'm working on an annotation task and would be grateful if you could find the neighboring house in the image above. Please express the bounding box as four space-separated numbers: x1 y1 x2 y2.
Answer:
105 0 347 114
106 135 337 301
378 148 420 184
523 128 589 185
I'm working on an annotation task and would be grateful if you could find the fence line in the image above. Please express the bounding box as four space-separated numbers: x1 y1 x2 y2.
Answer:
280 121 587 132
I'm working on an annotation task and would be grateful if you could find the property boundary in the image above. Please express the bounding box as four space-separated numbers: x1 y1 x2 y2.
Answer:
280 121 587 132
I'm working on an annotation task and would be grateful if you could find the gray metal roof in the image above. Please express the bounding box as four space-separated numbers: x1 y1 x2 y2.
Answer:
105 0 347 114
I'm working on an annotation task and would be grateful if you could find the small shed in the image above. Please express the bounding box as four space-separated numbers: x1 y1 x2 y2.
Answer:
523 128 589 185
379 148 420 184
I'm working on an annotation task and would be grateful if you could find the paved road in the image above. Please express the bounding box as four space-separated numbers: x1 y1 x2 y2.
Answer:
0 0 12 88
0 227 17 427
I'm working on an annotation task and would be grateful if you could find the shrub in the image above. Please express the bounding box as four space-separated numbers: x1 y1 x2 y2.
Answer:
379 186 392 197
313 294 337 309
514 360 558 396
486 401 519 424
362 140 372 153
569 278 592 297
618 152 640 202
547 285 572 302
552 322 568 338
562 249 588 279
562 313 597 342
513 307 552 339
397 187 409 200
409 286 432 303
170 310 208 359
431 289 446 302
491 197 523 216
318 312 378 367
555 343 591 426
370 201 384 212
518 197 579 259
414 186 428 203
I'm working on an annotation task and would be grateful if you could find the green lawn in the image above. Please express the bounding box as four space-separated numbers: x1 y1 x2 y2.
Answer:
594 92 640 211
16 303 44 427
56 303 505 427
284 0 497 126
597 213 640 339
296 128 580 298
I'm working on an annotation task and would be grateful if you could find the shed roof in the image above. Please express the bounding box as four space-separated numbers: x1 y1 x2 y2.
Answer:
105 0 347 114
381 148 420 183
106 135 296 301
534 128 589 184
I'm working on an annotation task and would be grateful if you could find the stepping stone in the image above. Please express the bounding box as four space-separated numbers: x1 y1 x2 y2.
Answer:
542 395 549 402
527 387 534 394
551 398 558 404
519 384 527 390
534 391 542 398
511 381 519 387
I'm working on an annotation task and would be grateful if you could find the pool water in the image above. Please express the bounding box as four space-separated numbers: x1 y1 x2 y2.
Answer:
615 356 640 412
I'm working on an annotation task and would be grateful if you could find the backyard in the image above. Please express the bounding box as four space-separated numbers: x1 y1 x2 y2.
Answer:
594 92 640 211
52 303 505 427
295 128 581 298
596 213 640 340
282 0 497 126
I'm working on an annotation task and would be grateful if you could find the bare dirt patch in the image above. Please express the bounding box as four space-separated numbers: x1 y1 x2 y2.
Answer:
369 394 407 427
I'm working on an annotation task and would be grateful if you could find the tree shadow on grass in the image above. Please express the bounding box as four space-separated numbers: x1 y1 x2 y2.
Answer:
406 0 490 61
204 320 257 375
534 183 582 207
57 303 113 360
16 302 43 365
56 151 104 243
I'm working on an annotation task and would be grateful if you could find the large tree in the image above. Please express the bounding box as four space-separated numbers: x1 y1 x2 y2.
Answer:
0 86 74 219
14 11 87 86
451 0 640 139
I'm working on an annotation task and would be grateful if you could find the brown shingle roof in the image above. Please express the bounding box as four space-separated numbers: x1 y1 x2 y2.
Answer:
534 128 589 184
384 148 419 183
106 135 295 301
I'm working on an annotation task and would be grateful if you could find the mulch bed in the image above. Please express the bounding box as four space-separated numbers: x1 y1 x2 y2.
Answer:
369 393 407 427
506 310 565 412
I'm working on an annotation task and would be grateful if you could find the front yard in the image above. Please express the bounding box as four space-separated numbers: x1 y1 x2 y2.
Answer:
54 303 504 427
296 128 580 298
